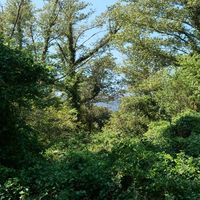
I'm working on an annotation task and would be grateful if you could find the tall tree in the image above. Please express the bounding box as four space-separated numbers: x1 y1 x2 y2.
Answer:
39 0 120 115
113 0 200 85
1 0 120 117
39 0 61 62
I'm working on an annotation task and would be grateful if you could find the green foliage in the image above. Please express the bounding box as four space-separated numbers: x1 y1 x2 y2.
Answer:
153 55 200 116
0 165 16 184
1 112 200 200
0 39 51 168
144 111 200 156
113 0 200 69
11 151 116 200
0 178 29 200
109 142 200 199
80 105 111 132
2 0 34 49
177 55 200 103
0 1 200 199
107 95 161 135
0 42 50 106
27 103 78 145
109 0 200 138
108 55 200 137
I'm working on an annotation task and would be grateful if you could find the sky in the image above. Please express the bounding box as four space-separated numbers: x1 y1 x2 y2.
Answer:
86 0 118 14
0 0 118 14
33 0 118 13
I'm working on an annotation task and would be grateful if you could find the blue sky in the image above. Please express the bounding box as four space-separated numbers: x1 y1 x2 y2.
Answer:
1 0 118 14
33 0 118 13
86 0 118 13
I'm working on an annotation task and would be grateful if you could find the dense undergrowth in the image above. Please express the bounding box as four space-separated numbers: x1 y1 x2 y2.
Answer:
1 111 200 200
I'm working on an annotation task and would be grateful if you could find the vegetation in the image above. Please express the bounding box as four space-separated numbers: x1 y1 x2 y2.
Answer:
0 0 200 199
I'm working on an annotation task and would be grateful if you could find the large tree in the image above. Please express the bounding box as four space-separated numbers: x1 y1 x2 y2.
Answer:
113 0 200 85
1 0 120 118
39 0 120 115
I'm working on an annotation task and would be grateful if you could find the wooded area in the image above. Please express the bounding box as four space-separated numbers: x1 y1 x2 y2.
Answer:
0 0 200 199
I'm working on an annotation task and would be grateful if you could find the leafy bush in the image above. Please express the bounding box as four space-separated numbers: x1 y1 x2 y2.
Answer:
17 151 117 200
27 103 78 146
144 110 200 156
0 178 29 200
110 140 200 200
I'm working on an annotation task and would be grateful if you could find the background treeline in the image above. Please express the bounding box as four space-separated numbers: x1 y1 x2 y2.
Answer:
0 0 200 199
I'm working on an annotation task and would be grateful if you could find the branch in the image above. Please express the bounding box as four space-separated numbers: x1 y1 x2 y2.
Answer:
29 24 38 59
67 22 76 65
10 0 24 38
76 29 107 50
75 27 119 66
179 29 200 52
41 0 60 62
74 24 101 48
57 42 68 63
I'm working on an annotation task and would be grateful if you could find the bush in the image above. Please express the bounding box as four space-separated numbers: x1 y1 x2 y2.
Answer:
27 103 78 146
0 178 29 200
106 95 162 135
144 110 200 156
